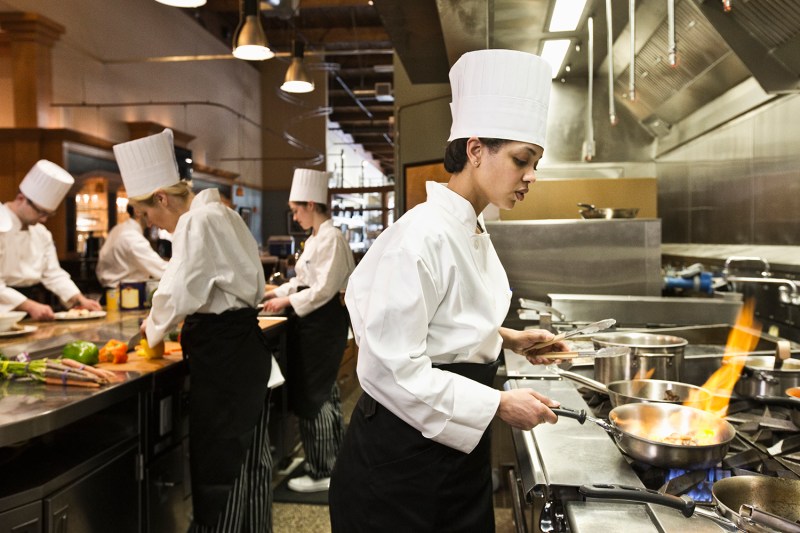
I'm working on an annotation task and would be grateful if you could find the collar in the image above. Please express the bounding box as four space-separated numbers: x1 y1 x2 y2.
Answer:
425 181 478 233
189 188 220 211
2 202 26 231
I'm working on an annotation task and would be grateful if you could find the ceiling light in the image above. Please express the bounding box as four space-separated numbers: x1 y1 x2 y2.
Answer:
541 39 571 78
281 41 314 93
233 0 274 61
155 0 207 6
548 0 588 32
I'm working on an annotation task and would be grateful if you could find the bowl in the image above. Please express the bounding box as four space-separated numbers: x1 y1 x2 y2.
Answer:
0 311 26 332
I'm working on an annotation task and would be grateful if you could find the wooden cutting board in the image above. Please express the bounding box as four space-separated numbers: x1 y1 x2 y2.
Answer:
96 342 183 373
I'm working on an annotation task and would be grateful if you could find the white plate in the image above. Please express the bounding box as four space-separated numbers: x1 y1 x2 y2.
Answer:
0 324 38 337
53 310 107 321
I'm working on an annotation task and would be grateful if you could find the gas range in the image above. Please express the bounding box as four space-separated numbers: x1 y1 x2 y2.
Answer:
507 378 800 533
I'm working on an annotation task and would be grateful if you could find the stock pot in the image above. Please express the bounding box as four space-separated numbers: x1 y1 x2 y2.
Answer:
592 332 688 383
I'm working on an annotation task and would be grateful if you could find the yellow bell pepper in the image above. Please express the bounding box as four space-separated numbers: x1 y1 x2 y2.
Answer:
136 339 165 360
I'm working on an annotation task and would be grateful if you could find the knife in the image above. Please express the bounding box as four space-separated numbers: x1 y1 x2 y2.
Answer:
127 331 143 352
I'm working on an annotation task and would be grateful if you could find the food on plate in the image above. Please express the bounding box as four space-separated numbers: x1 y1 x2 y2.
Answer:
136 338 165 360
61 341 100 366
64 308 91 318
98 339 129 364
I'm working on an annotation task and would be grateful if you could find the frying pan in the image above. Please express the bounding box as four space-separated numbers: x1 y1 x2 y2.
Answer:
555 402 736 469
577 477 800 532
578 203 640 219
552 367 714 409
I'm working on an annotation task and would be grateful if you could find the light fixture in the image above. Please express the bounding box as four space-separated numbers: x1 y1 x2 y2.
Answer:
540 39 571 79
548 0 588 32
281 41 314 93
232 0 274 61
155 0 206 6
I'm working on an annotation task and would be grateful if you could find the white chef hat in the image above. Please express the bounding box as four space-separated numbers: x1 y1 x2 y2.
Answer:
113 129 181 199
20 160 75 212
448 49 552 148
289 168 331 204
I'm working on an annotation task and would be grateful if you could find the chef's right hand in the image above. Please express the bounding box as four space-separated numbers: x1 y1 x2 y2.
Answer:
18 299 54 321
497 389 560 430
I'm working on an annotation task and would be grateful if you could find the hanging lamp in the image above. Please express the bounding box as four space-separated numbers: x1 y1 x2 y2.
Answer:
233 0 274 61
155 0 206 7
281 41 314 93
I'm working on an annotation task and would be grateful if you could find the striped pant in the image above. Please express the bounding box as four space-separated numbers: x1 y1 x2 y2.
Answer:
298 384 345 479
189 402 273 533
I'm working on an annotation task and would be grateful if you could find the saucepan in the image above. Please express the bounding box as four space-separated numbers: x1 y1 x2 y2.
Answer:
578 203 639 219
577 476 800 532
551 366 713 409
554 402 736 470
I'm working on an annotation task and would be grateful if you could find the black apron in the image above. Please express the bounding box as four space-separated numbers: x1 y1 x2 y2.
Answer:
180 307 271 528
13 283 59 308
286 292 349 419
329 359 500 533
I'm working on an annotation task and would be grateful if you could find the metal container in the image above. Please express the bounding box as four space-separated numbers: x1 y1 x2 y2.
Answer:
734 356 800 397
592 332 689 382
578 203 639 219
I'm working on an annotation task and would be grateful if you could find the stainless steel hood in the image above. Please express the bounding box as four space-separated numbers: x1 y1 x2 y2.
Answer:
376 0 800 138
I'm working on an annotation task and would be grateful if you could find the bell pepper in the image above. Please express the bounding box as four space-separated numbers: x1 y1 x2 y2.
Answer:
62 341 100 366
98 339 128 364
136 339 164 360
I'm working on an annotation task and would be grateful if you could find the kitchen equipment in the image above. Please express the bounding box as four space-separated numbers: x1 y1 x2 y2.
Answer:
578 203 639 219
556 403 736 469
531 318 616 350
734 356 800 398
539 346 630 360
127 331 143 352
752 394 800 428
552 368 714 408
592 332 688 382
0 311 26 332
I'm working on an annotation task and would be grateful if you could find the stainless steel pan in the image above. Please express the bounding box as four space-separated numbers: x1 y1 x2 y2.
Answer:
552 367 713 409
578 202 639 219
555 402 735 469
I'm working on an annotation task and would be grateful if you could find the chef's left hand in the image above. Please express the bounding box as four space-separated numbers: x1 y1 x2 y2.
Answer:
500 327 569 364
263 296 291 313
71 294 103 311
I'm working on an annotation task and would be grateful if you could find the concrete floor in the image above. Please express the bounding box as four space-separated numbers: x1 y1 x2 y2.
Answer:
271 381 519 533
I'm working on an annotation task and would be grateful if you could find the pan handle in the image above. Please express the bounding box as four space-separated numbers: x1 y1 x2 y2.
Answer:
551 407 587 423
551 368 609 395
578 484 695 518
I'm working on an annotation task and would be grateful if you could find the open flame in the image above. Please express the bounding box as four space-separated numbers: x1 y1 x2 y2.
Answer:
684 299 761 416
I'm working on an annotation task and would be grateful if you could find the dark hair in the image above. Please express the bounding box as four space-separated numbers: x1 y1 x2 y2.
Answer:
443 137 509 173
292 201 328 214
126 204 135 217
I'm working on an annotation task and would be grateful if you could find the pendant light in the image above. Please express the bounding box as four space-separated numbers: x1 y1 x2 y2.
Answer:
281 41 314 93
233 0 274 61
155 0 206 6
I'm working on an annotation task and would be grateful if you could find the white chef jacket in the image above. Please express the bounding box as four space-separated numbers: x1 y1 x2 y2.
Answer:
345 182 511 454
273 219 354 317
146 188 265 346
0 203 81 311
96 218 168 287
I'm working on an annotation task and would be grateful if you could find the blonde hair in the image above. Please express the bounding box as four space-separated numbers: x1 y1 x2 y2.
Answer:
129 180 192 207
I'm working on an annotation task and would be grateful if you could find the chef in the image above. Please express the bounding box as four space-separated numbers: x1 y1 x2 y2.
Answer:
0 160 102 320
95 203 167 288
329 49 565 531
262 168 355 493
114 129 282 532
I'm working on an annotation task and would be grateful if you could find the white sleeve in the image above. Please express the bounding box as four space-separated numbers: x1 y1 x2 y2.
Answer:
39 237 81 305
289 232 351 317
346 247 500 454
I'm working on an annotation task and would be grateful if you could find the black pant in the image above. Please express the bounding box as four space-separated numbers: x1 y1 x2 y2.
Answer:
329 360 499 533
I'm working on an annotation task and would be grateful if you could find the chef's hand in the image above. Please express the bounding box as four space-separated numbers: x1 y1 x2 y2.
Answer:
17 299 54 321
497 389 560 430
262 289 276 301
263 296 291 313
139 317 147 336
499 327 569 364
70 294 102 311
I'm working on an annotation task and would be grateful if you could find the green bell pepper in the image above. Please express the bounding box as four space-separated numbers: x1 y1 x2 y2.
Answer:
61 341 100 366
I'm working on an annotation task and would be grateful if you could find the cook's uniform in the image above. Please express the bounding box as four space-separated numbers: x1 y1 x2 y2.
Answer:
330 182 510 531
96 217 167 287
272 218 354 478
0 203 81 311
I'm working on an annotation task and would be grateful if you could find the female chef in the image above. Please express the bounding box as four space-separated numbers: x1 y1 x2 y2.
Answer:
114 129 280 532
329 49 564 531
262 168 354 493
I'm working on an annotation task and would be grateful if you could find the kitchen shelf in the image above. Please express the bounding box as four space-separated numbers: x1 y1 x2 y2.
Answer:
329 185 394 253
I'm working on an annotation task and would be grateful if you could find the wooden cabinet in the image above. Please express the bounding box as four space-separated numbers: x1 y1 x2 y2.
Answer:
337 336 359 401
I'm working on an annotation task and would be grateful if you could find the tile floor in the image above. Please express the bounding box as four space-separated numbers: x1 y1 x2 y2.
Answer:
271 382 518 533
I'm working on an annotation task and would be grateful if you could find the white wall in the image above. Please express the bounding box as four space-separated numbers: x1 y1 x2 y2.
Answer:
0 0 264 186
